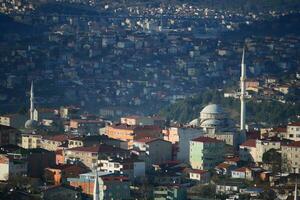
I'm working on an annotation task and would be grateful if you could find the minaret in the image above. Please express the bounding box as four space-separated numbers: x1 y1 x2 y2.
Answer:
240 48 246 131
30 81 34 120
93 170 100 200
295 181 298 200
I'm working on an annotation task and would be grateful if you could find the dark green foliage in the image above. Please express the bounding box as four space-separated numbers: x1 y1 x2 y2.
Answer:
262 149 282 174
159 90 300 126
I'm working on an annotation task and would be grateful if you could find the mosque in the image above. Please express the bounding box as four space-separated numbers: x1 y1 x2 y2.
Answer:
189 103 234 131
188 48 247 147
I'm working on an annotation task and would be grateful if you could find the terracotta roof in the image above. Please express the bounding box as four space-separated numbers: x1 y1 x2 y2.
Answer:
288 122 300 127
134 137 166 144
233 167 250 173
70 119 103 124
190 169 208 175
43 134 74 142
240 139 256 148
102 176 129 182
110 124 161 131
282 141 300 148
225 156 240 163
192 136 222 143
271 127 287 133
216 163 232 169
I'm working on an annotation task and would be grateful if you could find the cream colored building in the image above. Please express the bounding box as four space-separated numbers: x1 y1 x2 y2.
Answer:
121 116 154 126
239 139 281 163
284 122 300 141
282 141 300 174
21 134 42 149
163 126 204 162
0 114 27 129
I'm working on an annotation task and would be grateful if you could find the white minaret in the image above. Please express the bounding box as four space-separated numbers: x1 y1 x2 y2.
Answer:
93 170 100 200
30 81 34 120
240 48 246 131
295 181 298 200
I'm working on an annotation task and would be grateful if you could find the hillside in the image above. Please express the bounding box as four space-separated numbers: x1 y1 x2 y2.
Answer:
159 90 300 126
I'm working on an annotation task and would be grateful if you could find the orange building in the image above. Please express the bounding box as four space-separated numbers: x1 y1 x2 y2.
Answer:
105 124 162 149
55 150 64 165
45 164 89 185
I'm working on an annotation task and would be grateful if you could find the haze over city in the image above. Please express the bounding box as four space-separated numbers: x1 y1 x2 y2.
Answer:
0 0 299 200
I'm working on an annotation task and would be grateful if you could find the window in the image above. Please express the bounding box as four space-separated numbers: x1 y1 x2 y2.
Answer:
289 134 294 138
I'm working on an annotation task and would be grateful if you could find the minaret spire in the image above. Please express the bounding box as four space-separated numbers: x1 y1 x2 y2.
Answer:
295 180 298 200
240 47 246 131
93 170 100 200
30 81 34 120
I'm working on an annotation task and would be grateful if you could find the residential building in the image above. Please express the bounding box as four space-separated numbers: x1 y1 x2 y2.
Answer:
27 148 56 178
239 139 281 163
44 164 89 185
98 156 145 180
153 185 187 200
189 169 210 184
42 134 74 151
133 138 172 169
284 122 300 141
21 133 42 149
0 125 20 146
189 137 225 170
282 141 300 174
105 124 162 149
69 119 105 135
121 116 154 126
0 154 27 181
0 114 27 129
231 167 253 180
67 135 127 149
239 139 257 162
163 127 204 162
64 144 130 169
68 172 131 199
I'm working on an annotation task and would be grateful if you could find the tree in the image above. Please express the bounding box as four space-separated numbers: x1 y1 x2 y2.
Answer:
262 149 282 174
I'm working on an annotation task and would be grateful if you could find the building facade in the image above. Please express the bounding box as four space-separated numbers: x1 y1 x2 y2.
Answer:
190 137 225 170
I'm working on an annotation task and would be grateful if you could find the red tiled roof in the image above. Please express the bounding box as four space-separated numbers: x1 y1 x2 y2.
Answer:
271 127 287 133
225 156 240 163
190 169 208 175
288 122 300 127
192 136 222 143
216 163 232 169
66 145 101 153
110 124 161 130
134 137 166 144
56 149 63 155
70 119 103 124
102 176 129 182
43 134 74 142
282 141 300 148
233 167 250 173
240 139 256 148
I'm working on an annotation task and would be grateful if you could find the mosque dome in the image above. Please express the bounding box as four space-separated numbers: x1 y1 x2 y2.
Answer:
189 118 200 126
25 119 39 129
200 104 225 121
200 104 224 115
200 119 222 128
